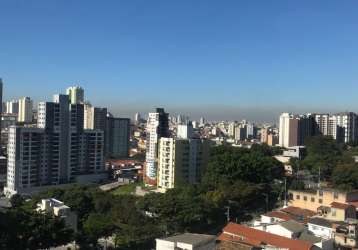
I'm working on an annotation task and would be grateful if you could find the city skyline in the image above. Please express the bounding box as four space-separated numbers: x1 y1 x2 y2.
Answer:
2 1 358 121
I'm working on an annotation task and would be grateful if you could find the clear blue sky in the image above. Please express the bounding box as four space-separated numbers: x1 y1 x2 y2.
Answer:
1 0 358 121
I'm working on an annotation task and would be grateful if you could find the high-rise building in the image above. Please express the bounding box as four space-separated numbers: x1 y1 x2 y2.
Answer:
261 127 269 144
279 113 299 148
228 122 236 138
84 104 107 130
6 127 46 194
18 97 33 123
6 100 19 114
157 137 211 192
177 122 193 139
199 117 205 127
297 114 315 145
4 92 104 197
66 86 84 104
314 112 358 143
246 123 255 139
145 108 169 184
234 124 247 141
134 112 141 124
0 79 2 146
105 117 130 158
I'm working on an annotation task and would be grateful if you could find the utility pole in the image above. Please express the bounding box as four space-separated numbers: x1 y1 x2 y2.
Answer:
284 177 287 207
318 165 321 188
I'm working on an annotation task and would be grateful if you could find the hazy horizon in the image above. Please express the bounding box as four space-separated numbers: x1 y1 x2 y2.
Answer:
2 1 358 122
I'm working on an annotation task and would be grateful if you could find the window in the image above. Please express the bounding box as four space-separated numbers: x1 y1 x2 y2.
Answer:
319 199 323 204
319 190 323 196
296 195 300 200
304 196 307 201
311 197 315 202
332 208 336 217
334 192 339 199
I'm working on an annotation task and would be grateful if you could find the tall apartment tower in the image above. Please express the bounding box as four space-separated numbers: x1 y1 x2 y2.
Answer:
279 113 299 148
66 86 84 104
145 108 169 184
314 113 358 143
177 122 193 139
105 116 130 158
6 100 19 114
18 97 33 123
4 91 104 197
84 104 107 130
0 79 2 146
6 127 46 194
157 138 211 192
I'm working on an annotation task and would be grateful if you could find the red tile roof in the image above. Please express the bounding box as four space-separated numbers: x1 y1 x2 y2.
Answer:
219 223 314 250
264 211 295 221
330 202 352 210
281 206 317 217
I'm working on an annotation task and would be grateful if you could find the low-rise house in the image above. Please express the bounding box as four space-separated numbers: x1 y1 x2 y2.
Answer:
288 188 358 212
217 222 319 250
156 233 216 250
254 220 305 239
37 198 77 232
307 217 333 240
332 218 358 249
317 202 356 221
253 219 334 250
280 206 317 223
260 210 295 224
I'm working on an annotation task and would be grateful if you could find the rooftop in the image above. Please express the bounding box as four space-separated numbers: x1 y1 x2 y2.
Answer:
330 202 352 210
264 211 295 221
219 223 314 250
308 217 332 228
160 233 216 247
280 220 305 233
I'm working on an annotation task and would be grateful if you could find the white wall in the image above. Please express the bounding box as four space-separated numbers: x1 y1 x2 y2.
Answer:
307 223 333 239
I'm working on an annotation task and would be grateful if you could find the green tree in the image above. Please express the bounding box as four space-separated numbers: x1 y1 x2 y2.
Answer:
332 163 358 190
82 213 115 246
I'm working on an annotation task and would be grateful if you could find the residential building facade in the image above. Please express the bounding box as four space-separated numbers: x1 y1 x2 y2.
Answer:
157 137 211 192
145 108 169 184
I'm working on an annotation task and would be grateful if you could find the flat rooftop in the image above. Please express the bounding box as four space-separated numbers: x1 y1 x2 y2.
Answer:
160 233 216 246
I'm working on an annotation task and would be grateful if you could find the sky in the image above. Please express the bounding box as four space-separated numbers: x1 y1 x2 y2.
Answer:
1 0 358 122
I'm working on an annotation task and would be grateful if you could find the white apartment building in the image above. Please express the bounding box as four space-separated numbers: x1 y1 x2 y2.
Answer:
5 91 105 197
83 103 107 130
279 113 299 148
145 108 169 183
18 97 33 123
5 126 46 196
177 123 193 139
314 112 358 143
157 137 211 192
228 122 236 138
6 100 19 114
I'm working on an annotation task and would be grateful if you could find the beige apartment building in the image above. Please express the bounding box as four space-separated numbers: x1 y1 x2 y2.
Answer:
288 189 358 221
157 137 211 192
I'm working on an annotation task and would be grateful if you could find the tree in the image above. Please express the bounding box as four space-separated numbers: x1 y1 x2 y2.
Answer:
301 136 345 179
82 213 115 246
0 209 73 249
332 163 358 191
10 194 24 208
